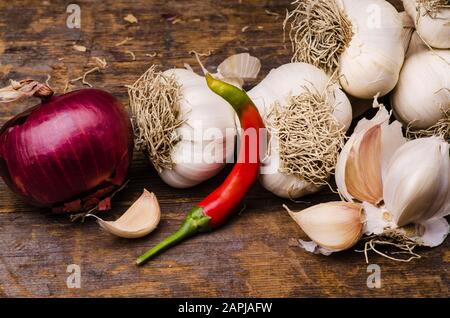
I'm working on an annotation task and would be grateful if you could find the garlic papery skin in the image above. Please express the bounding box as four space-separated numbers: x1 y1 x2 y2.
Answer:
248 63 352 199
286 202 364 252
156 69 237 188
363 203 450 248
89 189 161 239
129 54 260 188
383 137 450 227
399 11 415 54
285 0 405 99
217 53 261 87
392 32 450 130
335 105 406 204
401 218 450 247
403 0 450 49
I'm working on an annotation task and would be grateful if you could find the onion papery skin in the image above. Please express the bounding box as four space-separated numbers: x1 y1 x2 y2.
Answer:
0 89 133 212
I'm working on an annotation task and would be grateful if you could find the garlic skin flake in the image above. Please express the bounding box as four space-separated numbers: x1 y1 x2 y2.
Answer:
403 0 450 49
298 239 334 256
90 189 161 239
403 218 450 247
217 53 261 87
249 63 352 199
286 202 363 252
392 32 450 130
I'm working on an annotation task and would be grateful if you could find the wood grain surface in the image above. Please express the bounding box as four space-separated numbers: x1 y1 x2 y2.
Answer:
0 0 448 298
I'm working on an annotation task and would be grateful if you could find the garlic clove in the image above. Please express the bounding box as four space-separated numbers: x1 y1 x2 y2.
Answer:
285 202 363 252
345 124 383 205
336 105 406 204
380 120 405 181
336 105 390 203
90 189 161 239
383 137 450 227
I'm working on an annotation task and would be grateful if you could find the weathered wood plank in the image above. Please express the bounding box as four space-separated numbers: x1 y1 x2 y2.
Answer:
0 0 449 298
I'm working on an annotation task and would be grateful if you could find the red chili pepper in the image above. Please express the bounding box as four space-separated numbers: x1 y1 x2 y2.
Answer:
136 74 265 265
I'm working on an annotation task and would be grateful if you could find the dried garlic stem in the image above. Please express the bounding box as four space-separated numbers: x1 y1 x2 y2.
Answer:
265 87 346 186
128 66 183 172
283 0 353 74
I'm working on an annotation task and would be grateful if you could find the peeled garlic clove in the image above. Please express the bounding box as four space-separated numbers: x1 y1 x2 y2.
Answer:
90 189 161 239
286 202 363 252
383 137 450 227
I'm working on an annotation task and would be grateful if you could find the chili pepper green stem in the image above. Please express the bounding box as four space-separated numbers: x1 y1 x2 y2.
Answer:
136 206 211 265
205 73 251 115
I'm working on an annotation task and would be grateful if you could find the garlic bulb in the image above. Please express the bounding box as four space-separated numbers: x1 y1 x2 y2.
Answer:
286 202 363 253
290 105 449 257
89 189 161 239
336 106 450 247
248 63 352 198
403 0 450 49
129 54 260 188
392 32 450 132
285 0 405 99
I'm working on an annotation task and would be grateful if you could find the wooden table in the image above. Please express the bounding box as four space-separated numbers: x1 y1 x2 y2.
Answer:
0 0 448 298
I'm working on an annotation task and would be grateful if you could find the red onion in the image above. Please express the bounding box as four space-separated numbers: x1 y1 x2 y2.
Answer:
0 81 133 213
